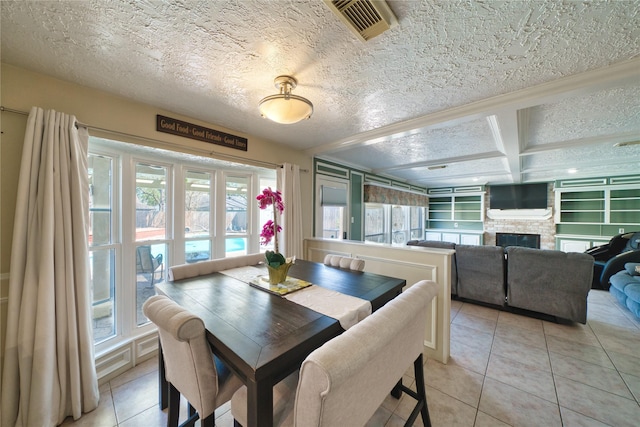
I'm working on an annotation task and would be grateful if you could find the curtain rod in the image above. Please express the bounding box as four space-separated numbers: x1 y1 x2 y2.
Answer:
1 106 308 172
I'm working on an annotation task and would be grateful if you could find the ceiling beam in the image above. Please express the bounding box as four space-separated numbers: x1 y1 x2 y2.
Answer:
372 150 505 174
491 112 522 183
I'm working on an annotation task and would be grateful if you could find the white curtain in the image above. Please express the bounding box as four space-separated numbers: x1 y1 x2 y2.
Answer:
277 163 304 259
1 107 99 427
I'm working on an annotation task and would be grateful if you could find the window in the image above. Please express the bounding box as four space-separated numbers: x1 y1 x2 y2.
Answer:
364 204 388 243
185 170 213 263
258 177 277 251
365 203 424 245
225 175 249 256
89 153 117 344
135 162 169 326
88 137 275 352
410 206 424 240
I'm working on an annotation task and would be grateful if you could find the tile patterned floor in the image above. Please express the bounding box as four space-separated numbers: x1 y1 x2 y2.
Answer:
62 290 640 426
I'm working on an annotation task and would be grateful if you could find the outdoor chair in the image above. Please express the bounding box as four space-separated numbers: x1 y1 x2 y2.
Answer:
136 245 164 286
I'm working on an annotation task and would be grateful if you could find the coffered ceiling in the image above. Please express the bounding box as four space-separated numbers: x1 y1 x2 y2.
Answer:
2 0 639 188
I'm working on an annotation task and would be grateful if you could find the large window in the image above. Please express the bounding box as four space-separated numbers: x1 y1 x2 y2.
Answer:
364 203 424 245
89 137 275 351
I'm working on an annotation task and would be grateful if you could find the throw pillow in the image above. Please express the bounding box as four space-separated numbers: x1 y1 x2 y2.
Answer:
625 263 640 276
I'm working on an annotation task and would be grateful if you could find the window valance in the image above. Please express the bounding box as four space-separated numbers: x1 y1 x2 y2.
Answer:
364 183 428 207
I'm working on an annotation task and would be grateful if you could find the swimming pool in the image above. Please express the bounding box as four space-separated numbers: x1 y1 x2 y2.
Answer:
185 238 246 262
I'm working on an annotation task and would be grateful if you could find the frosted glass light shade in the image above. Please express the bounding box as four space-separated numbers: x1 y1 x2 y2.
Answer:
259 94 313 124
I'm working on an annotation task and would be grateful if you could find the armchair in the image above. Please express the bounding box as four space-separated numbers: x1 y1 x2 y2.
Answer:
586 232 640 290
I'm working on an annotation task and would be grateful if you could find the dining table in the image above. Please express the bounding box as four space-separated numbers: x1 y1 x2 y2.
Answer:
154 258 406 427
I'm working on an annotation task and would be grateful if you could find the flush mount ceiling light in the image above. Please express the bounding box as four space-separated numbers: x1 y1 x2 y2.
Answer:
259 75 313 124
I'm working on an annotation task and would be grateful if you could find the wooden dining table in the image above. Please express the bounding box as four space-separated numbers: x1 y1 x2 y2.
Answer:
154 258 406 427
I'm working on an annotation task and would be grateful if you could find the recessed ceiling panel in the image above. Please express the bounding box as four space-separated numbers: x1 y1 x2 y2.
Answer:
523 162 640 183
522 142 640 171
392 157 508 183
524 86 640 147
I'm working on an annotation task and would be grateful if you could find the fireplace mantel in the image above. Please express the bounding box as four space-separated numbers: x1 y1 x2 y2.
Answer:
486 208 552 220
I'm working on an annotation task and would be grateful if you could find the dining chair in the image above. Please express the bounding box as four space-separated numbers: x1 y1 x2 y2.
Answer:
323 254 365 272
143 295 243 427
168 253 265 281
230 279 439 427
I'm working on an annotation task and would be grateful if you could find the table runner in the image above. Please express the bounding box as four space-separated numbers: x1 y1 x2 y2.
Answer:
220 266 372 329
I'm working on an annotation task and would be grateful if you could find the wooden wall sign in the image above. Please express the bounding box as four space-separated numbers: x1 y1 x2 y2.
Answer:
156 114 248 151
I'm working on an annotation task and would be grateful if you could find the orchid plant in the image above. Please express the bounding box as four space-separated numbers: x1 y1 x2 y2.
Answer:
257 187 286 267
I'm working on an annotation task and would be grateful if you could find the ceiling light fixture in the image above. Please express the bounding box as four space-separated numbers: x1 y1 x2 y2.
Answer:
259 75 313 124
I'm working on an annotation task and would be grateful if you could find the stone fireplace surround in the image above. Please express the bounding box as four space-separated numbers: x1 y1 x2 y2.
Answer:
484 184 555 250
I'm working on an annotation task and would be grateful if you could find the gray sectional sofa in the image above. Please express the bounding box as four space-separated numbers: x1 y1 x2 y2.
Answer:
407 240 594 323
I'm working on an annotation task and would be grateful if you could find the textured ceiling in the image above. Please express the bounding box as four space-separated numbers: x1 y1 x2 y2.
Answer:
1 0 639 188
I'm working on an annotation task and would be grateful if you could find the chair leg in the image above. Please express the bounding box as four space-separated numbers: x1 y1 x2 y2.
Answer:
201 412 215 427
413 354 432 427
168 382 181 427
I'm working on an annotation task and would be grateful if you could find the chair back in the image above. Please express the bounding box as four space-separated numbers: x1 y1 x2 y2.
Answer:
142 295 221 419
323 254 365 272
169 253 265 281
294 280 438 426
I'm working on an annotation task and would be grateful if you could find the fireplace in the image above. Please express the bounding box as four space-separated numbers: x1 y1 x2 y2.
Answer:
496 233 540 249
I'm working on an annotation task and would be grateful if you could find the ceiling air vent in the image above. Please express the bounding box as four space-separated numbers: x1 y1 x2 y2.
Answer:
324 0 398 41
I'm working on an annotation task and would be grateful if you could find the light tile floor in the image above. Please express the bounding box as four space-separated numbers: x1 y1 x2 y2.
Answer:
62 290 640 426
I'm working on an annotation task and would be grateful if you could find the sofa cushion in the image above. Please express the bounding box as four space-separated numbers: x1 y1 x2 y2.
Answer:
506 247 593 324
455 245 506 306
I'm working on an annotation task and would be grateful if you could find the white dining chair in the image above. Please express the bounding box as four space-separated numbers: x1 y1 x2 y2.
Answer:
323 254 365 272
143 295 243 427
230 279 439 427
168 252 265 281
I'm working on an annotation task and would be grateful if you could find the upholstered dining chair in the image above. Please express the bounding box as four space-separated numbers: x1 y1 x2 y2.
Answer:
143 295 243 427
168 252 265 281
230 279 439 427
323 254 365 272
